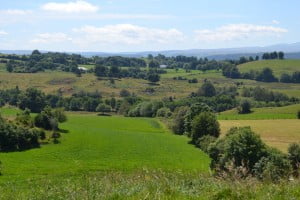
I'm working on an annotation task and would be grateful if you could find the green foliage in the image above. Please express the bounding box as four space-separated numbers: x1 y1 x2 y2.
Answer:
197 81 216 97
191 112 220 142
171 106 189 135
16 109 33 127
34 106 67 130
196 135 217 153
288 143 300 176
19 88 46 113
238 100 251 114
298 110 300 119
147 72 160 83
96 103 111 114
119 89 131 97
156 107 172 118
208 127 293 181
253 148 291 181
0 115 39 152
184 103 212 134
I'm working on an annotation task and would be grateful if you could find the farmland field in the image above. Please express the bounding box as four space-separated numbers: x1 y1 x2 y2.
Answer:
0 111 210 183
218 104 300 120
220 119 300 151
238 59 300 76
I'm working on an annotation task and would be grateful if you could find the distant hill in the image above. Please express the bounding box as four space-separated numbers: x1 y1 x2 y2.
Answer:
1 42 300 59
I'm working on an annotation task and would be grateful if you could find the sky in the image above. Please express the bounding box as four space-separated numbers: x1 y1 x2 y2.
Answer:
0 0 299 52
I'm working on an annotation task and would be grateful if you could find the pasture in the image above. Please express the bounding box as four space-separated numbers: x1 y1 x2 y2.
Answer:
0 111 210 183
218 104 300 120
220 119 300 152
238 59 300 76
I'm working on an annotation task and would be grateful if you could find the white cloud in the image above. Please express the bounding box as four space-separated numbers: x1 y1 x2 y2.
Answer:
31 33 72 43
41 0 99 13
0 30 8 35
0 9 32 15
195 24 288 42
73 24 184 45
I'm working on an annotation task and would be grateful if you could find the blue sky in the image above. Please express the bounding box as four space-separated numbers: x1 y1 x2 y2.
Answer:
0 0 299 52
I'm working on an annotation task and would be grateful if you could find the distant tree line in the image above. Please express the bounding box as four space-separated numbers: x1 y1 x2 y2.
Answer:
94 64 162 83
223 65 300 83
262 51 285 60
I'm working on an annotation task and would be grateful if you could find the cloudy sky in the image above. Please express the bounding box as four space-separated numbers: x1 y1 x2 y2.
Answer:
0 0 299 52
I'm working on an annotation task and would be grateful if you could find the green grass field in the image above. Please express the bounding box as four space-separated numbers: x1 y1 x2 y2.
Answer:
218 104 300 120
238 59 300 76
0 111 210 183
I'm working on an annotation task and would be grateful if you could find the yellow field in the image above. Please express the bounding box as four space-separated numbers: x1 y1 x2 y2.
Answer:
220 119 300 152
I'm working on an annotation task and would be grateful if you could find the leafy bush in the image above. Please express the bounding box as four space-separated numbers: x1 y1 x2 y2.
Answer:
238 100 251 114
191 112 220 143
0 116 39 152
34 106 67 130
171 106 189 135
298 110 300 119
208 127 268 176
288 143 300 177
196 135 217 153
197 81 216 97
156 107 172 118
254 148 291 181
208 127 293 181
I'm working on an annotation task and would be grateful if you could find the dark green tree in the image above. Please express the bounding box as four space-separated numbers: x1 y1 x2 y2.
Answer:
191 112 220 143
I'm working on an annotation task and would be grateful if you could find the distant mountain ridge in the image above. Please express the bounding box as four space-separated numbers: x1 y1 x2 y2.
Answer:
1 42 300 60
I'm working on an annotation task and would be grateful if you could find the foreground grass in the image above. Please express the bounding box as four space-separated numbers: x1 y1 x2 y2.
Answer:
1 171 300 199
220 119 300 152
218 104 300 120
0 112 210 182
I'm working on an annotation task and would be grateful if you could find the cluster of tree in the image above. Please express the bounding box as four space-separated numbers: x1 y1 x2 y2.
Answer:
223 66 279 82
0 112 41 152
280 72 300 83
171 103 221 155
262 51 284 60
208 127 300 181
5 50 88 75
127 101 166 117
94 64 161 83
94 56 147 68
241 86 298 104
147 54 231 72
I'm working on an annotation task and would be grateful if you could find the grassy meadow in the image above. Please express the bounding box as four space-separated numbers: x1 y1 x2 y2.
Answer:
238 59 300 76
218 103 300 120
0 110 210 183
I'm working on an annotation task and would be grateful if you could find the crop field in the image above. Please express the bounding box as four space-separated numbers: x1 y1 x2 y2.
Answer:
220 119 300 151
218 104 300 120
0 111 210 183
238 59 300 76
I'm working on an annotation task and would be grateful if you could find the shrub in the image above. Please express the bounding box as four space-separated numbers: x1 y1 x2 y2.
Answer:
119 89 131 97
288 143 300 177
298 110 300 119
238 100 251 114
197 81 216 97
156 107 172 118
184 103 212 135
208 127 268 176
254 148 291 181
96 104 111 114
196 135 217 153
191 112 220 143
171 106 189 135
